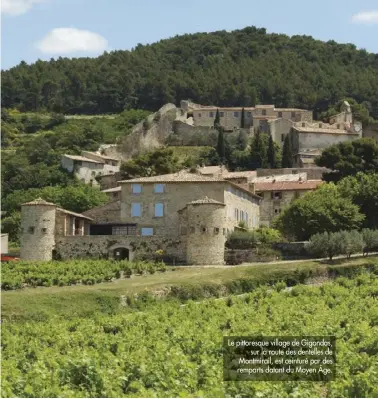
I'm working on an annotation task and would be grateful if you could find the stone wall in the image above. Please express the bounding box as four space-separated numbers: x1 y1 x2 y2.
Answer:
170 121 218 146
55 235 184 262
256 168 328 180
98 172 122 190
225 249 277 265
83 201 121 223
273 241 309 259
268 118 293 146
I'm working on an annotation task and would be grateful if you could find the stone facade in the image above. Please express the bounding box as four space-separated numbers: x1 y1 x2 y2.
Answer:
256 168 328 180
98 172 122 191
253 181 323 227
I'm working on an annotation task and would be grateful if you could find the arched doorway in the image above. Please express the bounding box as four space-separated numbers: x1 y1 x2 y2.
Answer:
113 247 129 261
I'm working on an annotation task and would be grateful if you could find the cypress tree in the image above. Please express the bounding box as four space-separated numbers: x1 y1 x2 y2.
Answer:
241 107 245 128
267 134 276 168
214 108 220 128
282 134 293 168
250 130 266 169
216 126 225 164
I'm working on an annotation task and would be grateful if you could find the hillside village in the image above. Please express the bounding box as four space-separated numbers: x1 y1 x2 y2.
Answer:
18 99 372 265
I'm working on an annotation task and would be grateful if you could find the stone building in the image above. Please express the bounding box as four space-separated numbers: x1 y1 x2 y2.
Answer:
252 180 323 227
181 100 312 132
20 171 261 265
61 151 120 186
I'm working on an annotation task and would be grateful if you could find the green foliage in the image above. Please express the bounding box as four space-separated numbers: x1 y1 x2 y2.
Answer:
267 134 277 168
1 259 167 290
2 271 378 397
216 126 226 164
1 212 21 243
362 229 378 255
3 184 108 214
250 131 267 169
226 228 281 250
274 183 365 240
214 108 220 128
307 230 370 260
120 147 180 179
315 138 378 182
282 134 293 168
255 227 282 244
337 172 378 229
3 27 378 118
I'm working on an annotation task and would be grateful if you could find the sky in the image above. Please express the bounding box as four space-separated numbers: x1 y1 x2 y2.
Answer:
2 0 378 70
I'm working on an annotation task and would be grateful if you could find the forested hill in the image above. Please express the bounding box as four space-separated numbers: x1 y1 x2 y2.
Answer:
2 26 378 117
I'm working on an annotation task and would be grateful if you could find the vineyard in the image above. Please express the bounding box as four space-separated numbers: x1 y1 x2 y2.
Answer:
1 260 167 290
2 271 378 397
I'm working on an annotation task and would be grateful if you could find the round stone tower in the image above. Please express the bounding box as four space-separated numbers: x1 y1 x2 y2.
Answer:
20 198 56 261
183 197 226 265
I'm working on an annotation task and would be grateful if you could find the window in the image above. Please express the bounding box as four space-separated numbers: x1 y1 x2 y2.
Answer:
247 112 252 117
233 111 239 117
291 112 296 118
112 226 137 235
214 227 220 234
131 203 141 217
246 212 249 225
141 227 153 236
262 109 267 116
278 111 283 117
28 226 35 234
274 208 281 214
154 184 165 193
41 228 47 234
271 192 283 200
198 113 202 118
223 228 226 235
236 209 239 220
337 124 340 129
154 203 164 217
132 184 142 194
319 123 323 128
240 210 244 221
281 134 285 142
201 226 207 233
220 111 224 117
209 111 214 118
302 122 306 127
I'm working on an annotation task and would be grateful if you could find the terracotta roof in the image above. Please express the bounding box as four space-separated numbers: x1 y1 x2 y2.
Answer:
293 126 358 135
188 197 225 206
118 170 226 183
22 198 56 206
101 186 121 193
63 154 104 164
253 173 307 183
56 208 93 221
254 180 323 192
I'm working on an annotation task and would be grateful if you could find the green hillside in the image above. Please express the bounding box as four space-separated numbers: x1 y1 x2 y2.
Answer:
2 26 378 117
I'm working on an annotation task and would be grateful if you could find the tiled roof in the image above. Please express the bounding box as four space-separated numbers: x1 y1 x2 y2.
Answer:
22 198 56 206
188 197 225 206
118 170 226 183
293 126 358 135
253 173 307 183
63 154 104 164
101 186 121 193
56 208 93 221
254 180 323 192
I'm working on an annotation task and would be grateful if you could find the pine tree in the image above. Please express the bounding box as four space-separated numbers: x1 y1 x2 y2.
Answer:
214 108 220 128
236 131 248 151
282 134 293 168
267 134 276 168
241 107 245 128
216 126 225 164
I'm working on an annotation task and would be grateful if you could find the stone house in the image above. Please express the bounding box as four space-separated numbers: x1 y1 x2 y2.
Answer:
101 186 122 201
61 152 120 186
182 100 312 132
252 180 323 227
20 171 262 265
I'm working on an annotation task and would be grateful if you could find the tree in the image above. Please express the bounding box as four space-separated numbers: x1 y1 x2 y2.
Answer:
241 108 245 128
214 108 220 128
337 172 378 229
362 229 378 255
282 134 293 168
341 230 364 258
216 126 226 164
274 183 365 240
236 130 248 151
316 138 378 182
267 134 277 168
1 212 21 243
250 131 267 169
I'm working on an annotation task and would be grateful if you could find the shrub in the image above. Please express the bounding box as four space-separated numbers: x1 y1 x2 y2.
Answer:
362 229 378 255
226 230 259 249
